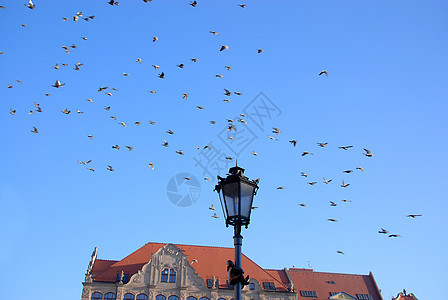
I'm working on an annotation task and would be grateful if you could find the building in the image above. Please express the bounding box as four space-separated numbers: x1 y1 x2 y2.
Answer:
81 242 383 300
391 290 417 300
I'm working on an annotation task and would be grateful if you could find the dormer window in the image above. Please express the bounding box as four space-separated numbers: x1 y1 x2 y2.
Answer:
262 282 276 290
169 269 176 283
161 269 169 282
250 283 255 290
356 295 373 300
300 291 317 298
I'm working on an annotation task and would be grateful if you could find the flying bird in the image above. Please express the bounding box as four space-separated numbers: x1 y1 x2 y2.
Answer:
25 0 35 9
61 109 70 114
330 201 337 207
148 163 155 170
323 177 332 184
119 122 126 127
272 127 280 135
136 58 142 63
220 45 229 51
363 148 374 157
158 72 165 78
356 167 364 172
191 58 198 62
388 234 401 238
112 145 120 150
299 203 306 207
319 70 329 77
343 170 353 173
31 126 38 133
338 145 353 150
162 140 169 147
317 142 328 147
238 4 246 8
407 214 422 218
308 182 317 185
302 151 313 156
257 49 264 53
152 65 160 70
190 1 197 7
212 213 219 218
328 219 338 222
378 228 389 234
341 180 350 188
277 186 285 190
210 31 219 35
337 251 345 255
125 146 133 151
52 80 65 88
289 140 297 147
209 204 216 210
107 165 114 171
10 108 16 115
300 172 308 177
176 150 184 155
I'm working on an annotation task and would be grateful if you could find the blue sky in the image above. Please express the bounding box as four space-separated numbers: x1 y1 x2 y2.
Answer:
1 0 447 299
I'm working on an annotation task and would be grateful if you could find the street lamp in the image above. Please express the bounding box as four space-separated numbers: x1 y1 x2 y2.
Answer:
215 163 259 300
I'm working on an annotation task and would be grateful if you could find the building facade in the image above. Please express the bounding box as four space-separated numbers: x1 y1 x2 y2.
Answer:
81 242 382 300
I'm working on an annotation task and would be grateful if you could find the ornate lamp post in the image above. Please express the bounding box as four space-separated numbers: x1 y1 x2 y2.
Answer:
215 163 259 300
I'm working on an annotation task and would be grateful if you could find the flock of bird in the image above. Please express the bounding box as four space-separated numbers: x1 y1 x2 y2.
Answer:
5 0 422 256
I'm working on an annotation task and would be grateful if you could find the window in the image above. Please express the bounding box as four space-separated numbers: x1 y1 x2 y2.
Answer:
92 292 103 300
168 296 179 300
200 297 210 300
262 282 275 290
327 280 336 284
356 295 373 300
169 269 176 283
206 279 212 287
329 292 338 296
116 273 129 283
250 283 255 290
299 291 317 298
161 269 168 282
156 295 166 300
105 293 117 300
137 295 148 300
124 294 135 300
186 297 197 300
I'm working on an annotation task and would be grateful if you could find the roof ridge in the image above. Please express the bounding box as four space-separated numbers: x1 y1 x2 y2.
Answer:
288 269 370 277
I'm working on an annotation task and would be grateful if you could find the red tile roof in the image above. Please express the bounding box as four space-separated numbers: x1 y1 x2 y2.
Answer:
92 242 289 291
287 268 382 300
90 242 382 300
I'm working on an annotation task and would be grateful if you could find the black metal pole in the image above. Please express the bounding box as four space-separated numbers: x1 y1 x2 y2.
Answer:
234 223 242 300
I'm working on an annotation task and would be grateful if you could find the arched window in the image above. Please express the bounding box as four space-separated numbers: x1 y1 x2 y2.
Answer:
156 295 166 300
199 297 210 300
218 298 226 300
124 293 135 300
92 292 103 300
161 269 168 282
169 269 176 283
168 296 179 300
187 297 197 300
105 293 116 300
250 283 255 290
136 295 148 300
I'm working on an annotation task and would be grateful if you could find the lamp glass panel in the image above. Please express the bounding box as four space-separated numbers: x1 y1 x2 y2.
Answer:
240 181 255 219
222 181 239 217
